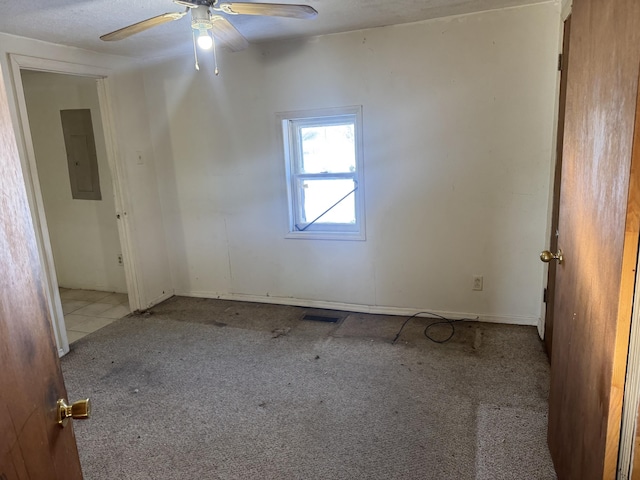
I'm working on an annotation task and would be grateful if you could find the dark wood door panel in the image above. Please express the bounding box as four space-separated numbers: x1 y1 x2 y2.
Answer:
548 0 640 478
0 65 83 478
544 15 571 358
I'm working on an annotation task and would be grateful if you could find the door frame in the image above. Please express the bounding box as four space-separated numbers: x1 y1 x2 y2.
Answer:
8 54 141 356
541 12 571 353
539 5 572 343
616 65 640 480
619 237 640 479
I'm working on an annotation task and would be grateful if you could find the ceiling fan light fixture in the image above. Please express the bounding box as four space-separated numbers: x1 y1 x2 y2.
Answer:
100 1 318 73
190 5 214 49
196 29 213 49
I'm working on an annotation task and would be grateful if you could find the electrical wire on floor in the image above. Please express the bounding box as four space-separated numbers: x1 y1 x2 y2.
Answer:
392 312 479 345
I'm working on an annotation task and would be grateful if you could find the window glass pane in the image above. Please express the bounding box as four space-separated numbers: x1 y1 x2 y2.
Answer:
300 179 356 224
299 124 355 174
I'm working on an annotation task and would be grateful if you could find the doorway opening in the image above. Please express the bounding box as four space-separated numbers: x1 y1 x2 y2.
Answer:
9 55 140 357
20 70 131 344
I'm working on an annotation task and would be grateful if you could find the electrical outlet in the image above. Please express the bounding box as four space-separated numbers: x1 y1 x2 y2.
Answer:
117 254 124 266
473 275 483 291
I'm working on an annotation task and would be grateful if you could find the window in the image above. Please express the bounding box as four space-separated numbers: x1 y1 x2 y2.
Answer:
279 106 365 240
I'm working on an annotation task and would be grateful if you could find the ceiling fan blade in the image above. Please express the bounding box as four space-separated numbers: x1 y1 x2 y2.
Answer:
100 12 187 41
218 3 318 19
210 16 249 52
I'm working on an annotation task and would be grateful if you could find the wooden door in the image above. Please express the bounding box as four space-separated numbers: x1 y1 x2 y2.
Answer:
547 0 640 478
543 15 571 358
0 65 83 477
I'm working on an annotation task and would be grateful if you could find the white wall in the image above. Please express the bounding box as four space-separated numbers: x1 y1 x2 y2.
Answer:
143 3 561 325
107 67 177 309
0 33 173 313
21 71 127 292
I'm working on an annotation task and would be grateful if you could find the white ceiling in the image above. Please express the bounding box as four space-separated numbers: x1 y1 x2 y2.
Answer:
0 0 550 58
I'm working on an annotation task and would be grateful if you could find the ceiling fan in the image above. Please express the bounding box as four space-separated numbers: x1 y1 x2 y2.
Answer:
100 0 318 72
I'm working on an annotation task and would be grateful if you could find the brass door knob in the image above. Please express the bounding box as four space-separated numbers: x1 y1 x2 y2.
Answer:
57 398 91 427
540 249 563 264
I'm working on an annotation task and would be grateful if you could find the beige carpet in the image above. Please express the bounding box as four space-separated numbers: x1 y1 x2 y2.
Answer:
61 296 556 479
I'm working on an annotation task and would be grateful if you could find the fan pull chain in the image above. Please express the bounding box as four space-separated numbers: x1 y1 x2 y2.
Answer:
192 31 200 71
212 36 219 76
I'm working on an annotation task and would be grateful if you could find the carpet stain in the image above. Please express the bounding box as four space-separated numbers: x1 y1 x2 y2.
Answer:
271 327 291 338
473 328 483 350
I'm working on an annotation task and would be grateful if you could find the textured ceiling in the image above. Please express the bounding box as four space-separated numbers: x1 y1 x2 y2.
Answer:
0 0 551 58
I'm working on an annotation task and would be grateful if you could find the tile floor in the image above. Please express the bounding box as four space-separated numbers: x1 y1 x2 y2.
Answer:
59 288 130 343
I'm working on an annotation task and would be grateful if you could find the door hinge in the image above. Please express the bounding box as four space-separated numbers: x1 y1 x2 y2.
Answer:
543 288 548 303
558 53 563 72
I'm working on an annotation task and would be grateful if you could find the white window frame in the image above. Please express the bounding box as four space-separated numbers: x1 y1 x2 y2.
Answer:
278 106 366 241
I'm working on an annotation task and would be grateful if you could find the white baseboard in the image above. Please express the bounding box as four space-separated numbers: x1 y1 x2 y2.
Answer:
142 289 175 311
58 283 128 294
175 290 539 326
537 316 545 339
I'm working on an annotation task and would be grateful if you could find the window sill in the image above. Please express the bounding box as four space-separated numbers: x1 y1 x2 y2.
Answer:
285 231 366 241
